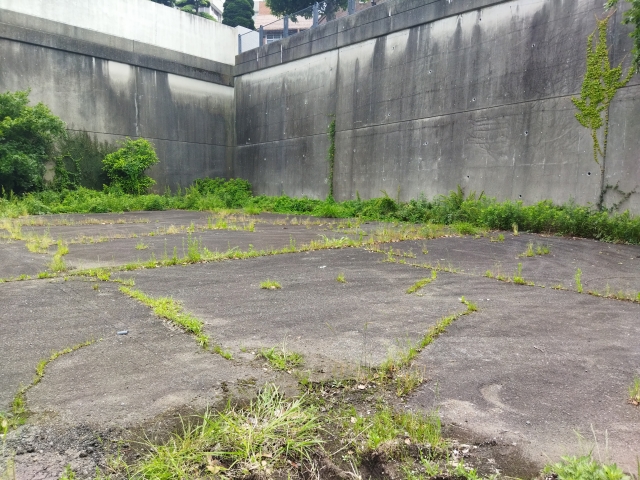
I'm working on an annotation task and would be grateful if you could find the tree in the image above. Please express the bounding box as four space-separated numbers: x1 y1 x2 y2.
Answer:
605 0 640 71
102 138 159 194
265 0 347 21
176 0 216 19
149 0 216 20
572 16 634 211
0 90 67 195
222 0 255 29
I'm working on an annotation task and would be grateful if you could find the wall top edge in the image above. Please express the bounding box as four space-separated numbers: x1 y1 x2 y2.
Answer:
0 8 234 81
233 0 512 76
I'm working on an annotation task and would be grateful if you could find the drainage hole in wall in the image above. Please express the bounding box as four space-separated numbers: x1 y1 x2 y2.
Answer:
466 175 470 179
587 172 591 176
524 131 529 136
472 97 476 102
519 194 522 198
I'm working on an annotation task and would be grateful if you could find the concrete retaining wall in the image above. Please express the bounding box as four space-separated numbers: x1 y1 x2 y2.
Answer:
0 7 236 191
0 0 238 65
234 0 640 212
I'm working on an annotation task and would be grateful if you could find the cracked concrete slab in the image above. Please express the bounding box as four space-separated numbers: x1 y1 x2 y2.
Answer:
2 211 639 477
0 279 278 426
122 248 465 370
390 233 640 294
406 274 640 472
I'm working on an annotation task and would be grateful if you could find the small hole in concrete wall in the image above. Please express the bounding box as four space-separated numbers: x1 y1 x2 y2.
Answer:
519 194 522 198
524 131 529 135
466 175 470 179
532 43 536 47
429 70 432 74
423 141 428 145
472 97 476 102
587 171 591 176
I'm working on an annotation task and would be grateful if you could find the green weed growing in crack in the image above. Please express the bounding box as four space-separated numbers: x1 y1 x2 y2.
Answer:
119 287 209 349
375 297 478 396
259 344 304 371
629 377 640 406
406 270 437 295
135 240 148 250
336 272 346 283
575 268 584 293
490 233 505 242
513 263 534 286
48 239 69 273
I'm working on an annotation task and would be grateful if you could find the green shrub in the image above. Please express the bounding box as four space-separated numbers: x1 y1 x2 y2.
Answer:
193 177 252 208
0 90 67 194
102 138 159 194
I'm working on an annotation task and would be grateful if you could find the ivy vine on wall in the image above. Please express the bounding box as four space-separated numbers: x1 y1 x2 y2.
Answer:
572 15 634 211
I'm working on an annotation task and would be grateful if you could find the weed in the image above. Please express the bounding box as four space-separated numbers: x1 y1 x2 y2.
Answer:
59 464 76 480
212 344 233 360
259 345 304 371
513 263 527 285
512 222 519 235
575 268 584 293
552 284 565 290
629 377 640 406
484 270 494 279
260 279 281 290
490 233 505 242
336 272 346 283
119 287 209 348
92 283 99 291
406 270 437 294
536 244 550 255
135 240 149 250
524 242 535 257
134 384 321 479
543 454 629 480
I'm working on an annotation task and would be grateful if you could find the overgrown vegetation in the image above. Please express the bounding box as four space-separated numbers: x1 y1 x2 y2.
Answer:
629 376 640 406
606 0 640 71
3 183 640 244
259 279 282 290
0 89 67 195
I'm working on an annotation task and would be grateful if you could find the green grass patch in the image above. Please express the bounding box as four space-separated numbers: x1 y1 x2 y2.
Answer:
133 384 321 479
543 454 630 480
259 345 304 371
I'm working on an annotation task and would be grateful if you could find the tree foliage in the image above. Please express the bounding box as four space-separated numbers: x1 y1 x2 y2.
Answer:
0 90 67 195
572 17 634 210
265 0 346 21
102 138 159 194
605 0 640 71
149 0 216 20
222 0 255 29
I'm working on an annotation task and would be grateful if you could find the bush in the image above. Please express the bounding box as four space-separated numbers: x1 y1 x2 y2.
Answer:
0 90 67 194
102 138 159 194
193 177 252 208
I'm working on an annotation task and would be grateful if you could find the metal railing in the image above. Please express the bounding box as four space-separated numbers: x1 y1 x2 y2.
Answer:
238 0 380 53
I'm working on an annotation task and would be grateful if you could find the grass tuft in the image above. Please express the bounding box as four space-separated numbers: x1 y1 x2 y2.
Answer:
260 279 281 290
406 270 437 294
629 377 640 406
259 345 304 371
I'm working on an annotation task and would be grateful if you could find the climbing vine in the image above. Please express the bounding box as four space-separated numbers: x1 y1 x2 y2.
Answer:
327 116 336 201
605 0 640 71
572 16 634 211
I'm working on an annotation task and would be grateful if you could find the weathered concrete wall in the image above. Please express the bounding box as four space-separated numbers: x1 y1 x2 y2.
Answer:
0 8 235 191
234 0 640 212
0 0 238 65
